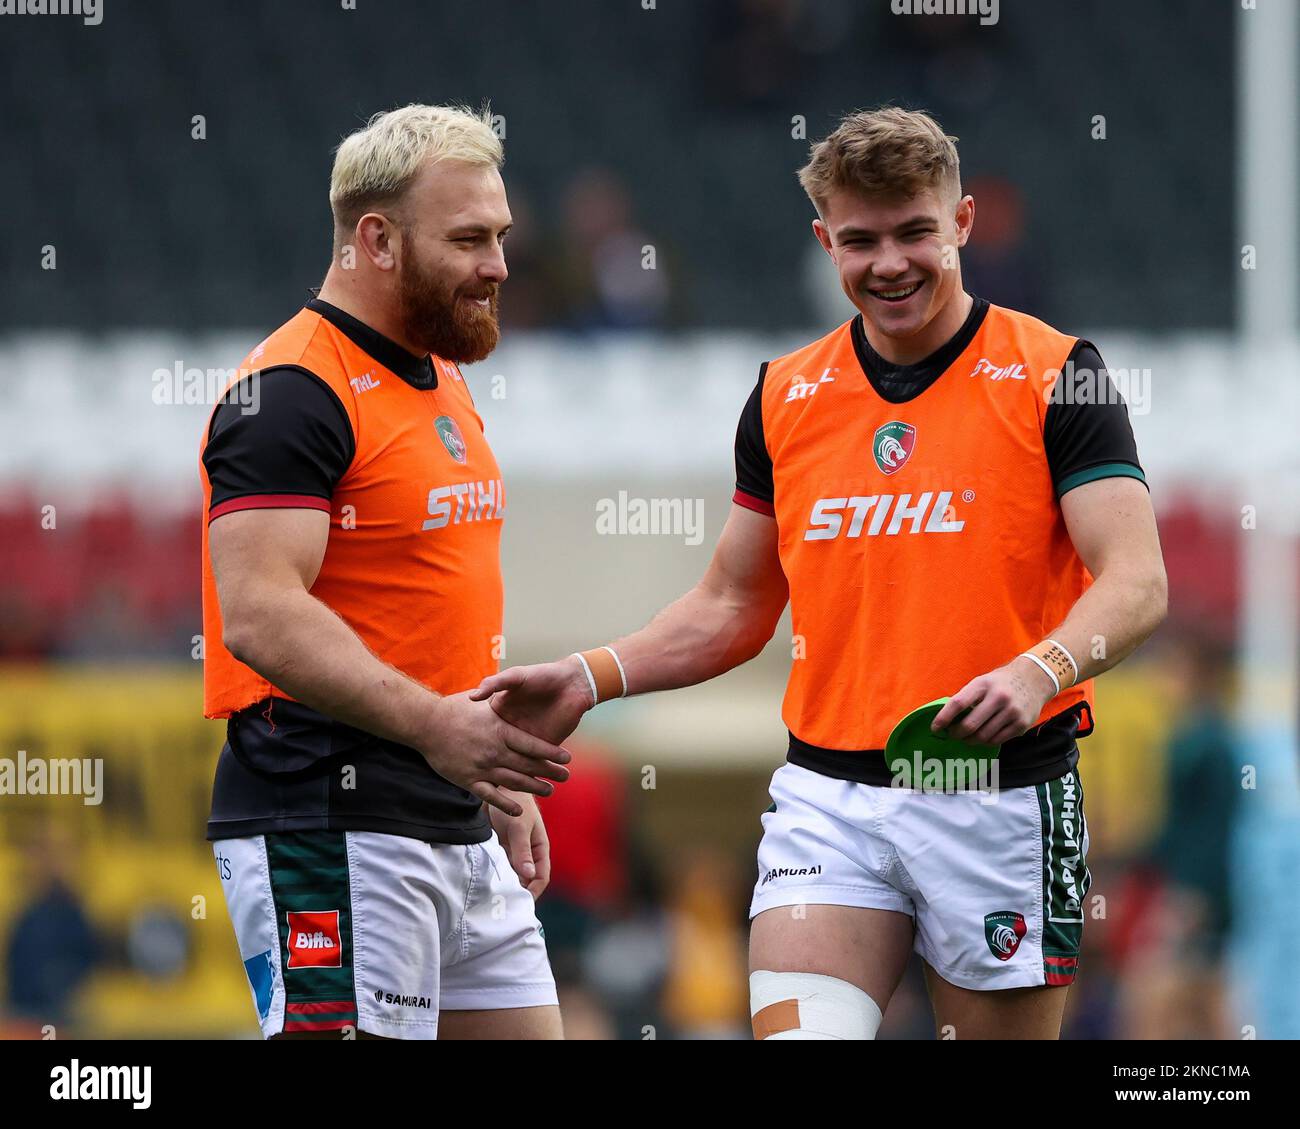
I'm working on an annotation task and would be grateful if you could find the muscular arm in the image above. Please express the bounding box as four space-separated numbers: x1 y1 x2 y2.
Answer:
1039 475 1169 682
472 504 788 740
211 507 442 751
610 504 789 694
937 475 1168 743
204 370 446 749
935 339 1169 742
210 506 569 815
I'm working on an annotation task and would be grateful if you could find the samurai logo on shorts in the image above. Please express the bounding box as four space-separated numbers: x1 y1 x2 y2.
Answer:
286 910 343 968
872 421 916 475
434 415 468 464
984 911 1027 961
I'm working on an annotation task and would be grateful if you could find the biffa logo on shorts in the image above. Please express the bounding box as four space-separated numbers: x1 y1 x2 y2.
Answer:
286 910 343 968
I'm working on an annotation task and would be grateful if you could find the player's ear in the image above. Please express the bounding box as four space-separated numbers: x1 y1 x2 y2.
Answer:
354 213 398 272
954 194 975 248
812 218 835 259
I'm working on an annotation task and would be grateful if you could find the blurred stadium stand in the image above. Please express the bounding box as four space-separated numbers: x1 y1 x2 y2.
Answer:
0 0 1234 333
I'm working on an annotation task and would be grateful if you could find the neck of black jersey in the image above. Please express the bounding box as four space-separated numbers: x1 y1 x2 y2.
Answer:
306 297 438 389
850 295 990 404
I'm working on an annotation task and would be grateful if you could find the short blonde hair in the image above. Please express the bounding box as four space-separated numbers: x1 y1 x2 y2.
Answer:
798 107 960 213
329 103 503 232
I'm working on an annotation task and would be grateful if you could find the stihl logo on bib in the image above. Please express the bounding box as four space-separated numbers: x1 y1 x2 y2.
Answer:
804 491 966 541
286 910 343 968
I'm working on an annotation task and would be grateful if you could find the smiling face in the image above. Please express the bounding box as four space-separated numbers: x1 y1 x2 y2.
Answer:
814 184 975 364
393 159 513 364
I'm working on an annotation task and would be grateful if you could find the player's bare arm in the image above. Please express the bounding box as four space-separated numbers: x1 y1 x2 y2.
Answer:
933 475 1168 746
471 504 788 737
210 506 571 817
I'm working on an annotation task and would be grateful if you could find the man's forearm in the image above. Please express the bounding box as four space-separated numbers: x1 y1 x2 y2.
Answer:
603 581 783 696
223 588 439 748
1035 567 1168 686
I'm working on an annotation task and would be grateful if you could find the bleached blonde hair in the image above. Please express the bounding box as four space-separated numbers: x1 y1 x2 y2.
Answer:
329 103 503 234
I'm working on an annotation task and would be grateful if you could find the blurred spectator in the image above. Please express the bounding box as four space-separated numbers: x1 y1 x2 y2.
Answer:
1115 632 1241 1038
660 849 749 1039
961 176 1050 318
1151 634 1240 955
3 824 103 1034
534 742 629 984
493 192 565 332
555 169 670 330
581 905 672 1040
536 743 673 1038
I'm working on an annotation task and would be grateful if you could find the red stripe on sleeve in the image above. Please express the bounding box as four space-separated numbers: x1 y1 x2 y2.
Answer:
208 494 332 522
732 489 775 517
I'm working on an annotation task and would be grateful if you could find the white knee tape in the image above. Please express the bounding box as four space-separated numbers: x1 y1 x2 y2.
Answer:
749 971 883 1040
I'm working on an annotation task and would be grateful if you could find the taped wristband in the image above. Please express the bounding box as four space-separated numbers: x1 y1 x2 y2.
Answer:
1018 638 1079 695
572 646 627 706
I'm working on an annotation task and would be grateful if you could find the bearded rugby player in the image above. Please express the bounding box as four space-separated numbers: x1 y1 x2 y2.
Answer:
471 107 1167 1039
201 105 567 1040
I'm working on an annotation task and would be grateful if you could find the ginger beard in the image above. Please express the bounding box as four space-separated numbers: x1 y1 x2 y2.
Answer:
396 239 500 364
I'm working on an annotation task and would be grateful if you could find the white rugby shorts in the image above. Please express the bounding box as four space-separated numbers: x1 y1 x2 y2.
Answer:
214 829 557 1038
750 761 1091 990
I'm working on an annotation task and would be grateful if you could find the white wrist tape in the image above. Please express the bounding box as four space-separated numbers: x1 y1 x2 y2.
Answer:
571 646 627 706
1046 637 1079 684
1019 651 1061 695
1019 637 1080 696
604 645 628 697
571 652 599 706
